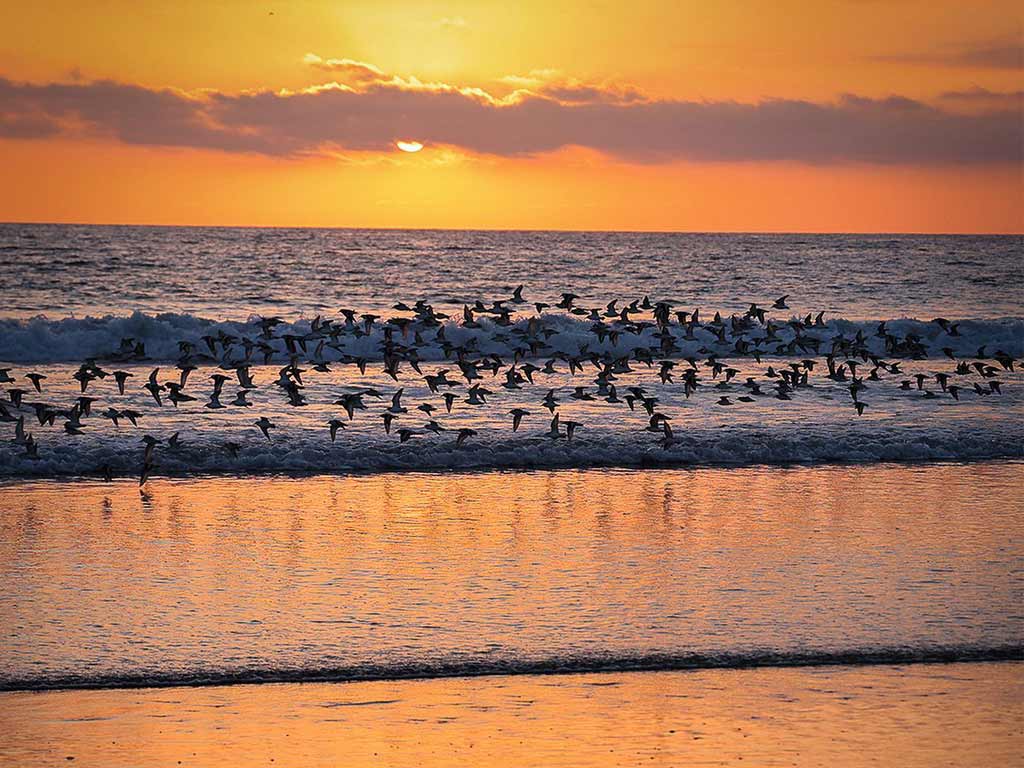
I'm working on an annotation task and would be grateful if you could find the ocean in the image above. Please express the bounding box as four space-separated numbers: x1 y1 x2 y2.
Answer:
2 225 1022 321
0 226 1022 763
0 226 1022 478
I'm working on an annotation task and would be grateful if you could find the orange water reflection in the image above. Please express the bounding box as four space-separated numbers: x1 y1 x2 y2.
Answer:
1 462 1021 686
0 662 1021 767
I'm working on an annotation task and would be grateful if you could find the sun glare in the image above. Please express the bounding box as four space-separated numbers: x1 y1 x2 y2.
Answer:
396 140 424 153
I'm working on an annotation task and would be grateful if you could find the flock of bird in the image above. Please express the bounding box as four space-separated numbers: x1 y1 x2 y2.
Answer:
0 287 1017 484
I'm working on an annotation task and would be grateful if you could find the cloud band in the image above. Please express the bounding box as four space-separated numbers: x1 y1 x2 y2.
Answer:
1 70 1020 166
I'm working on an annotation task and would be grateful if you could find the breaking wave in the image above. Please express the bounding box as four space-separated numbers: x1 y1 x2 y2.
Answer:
2 423 1022 480
0 311 1021 364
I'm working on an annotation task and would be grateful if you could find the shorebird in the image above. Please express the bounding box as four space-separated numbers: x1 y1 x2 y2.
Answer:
328 419 345 441
113 371 133 394
563 420 581 441
509 408 530 432
141 435 159 463
387 389 408 414
0 286 1012 477
144 369 164 406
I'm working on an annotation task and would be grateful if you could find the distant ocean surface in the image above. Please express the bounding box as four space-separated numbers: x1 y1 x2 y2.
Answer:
2 225 1022 321
0 225 1021 476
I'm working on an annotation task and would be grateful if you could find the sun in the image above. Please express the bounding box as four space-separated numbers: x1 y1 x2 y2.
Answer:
396 140 424 153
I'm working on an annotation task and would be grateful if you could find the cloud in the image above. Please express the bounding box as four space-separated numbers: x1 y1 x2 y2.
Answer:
541 82 647 105
954 43 1022 69
499 69 561 87
873 39 1023 70
302 54 387 83
1 65 1020 166
0 113 62 139
0 77 280 153
940 86 1023 105
496 69 645 104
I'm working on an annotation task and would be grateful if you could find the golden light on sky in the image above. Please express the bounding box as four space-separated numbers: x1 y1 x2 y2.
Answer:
0 0 1020 231
396 140 424 153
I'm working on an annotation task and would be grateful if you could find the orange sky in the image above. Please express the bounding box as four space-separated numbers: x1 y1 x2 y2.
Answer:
0 0 1021 232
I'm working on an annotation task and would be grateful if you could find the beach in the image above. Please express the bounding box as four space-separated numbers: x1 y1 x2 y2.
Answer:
2 663 1021 767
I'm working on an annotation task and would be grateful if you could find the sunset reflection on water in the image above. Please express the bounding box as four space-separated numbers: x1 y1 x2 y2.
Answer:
2 462 1021 686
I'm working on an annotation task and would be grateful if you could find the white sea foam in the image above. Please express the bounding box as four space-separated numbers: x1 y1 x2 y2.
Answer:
1 311 1021 364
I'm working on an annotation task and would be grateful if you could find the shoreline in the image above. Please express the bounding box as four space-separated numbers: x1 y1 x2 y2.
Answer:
2 453 1023 487
3 647 1023 694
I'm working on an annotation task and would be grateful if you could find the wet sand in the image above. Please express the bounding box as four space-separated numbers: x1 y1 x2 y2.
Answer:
1 662 1021 767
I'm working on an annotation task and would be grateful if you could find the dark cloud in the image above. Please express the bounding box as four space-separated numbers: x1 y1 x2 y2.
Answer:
0 77 279 153
873 40 1023 70
540 83 647 105
940 86 1023 104
956 43 1023 69
0 73 1020 166
0 113 62 139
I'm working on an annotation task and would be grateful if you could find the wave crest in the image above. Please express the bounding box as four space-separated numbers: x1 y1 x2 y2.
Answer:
1 311 1021 364
2 424 1022 479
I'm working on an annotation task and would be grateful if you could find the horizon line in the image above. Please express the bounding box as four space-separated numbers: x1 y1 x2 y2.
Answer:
1 220 1021 237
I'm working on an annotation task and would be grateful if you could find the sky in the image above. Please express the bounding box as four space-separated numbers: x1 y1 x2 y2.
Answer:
0 1 1021 232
